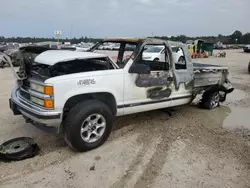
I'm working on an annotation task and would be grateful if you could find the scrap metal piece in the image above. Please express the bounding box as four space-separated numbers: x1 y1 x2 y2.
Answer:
0 137 39 162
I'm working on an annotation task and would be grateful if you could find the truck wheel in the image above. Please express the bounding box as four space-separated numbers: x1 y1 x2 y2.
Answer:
63 100 113 152
248 62 250 74
153 58 159 62
200 91 220 109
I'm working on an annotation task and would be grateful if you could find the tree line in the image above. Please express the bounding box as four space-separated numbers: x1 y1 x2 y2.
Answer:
155 30 250 44
0 30 250 44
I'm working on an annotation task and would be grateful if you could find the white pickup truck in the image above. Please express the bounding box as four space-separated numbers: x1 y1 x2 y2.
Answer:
9 38 234 152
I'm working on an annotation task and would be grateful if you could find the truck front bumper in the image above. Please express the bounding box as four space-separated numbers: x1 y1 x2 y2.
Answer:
10 87 62 131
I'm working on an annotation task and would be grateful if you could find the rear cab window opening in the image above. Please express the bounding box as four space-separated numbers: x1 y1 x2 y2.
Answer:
172 46 187 70
136 44 170 71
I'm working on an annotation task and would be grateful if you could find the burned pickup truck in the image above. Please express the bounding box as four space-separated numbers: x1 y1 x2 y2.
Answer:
9 38 234 152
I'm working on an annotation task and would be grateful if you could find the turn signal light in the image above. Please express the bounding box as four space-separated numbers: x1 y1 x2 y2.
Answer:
44 99 54 109
44 86 54 95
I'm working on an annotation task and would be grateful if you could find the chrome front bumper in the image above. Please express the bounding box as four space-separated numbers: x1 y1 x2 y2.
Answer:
10 87 62 129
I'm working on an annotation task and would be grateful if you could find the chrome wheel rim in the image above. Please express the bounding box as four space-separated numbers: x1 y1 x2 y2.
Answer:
210 92 220 108
80 114 106 143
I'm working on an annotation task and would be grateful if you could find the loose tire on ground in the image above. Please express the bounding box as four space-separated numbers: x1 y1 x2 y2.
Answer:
63 100 113 152
199 91 220 110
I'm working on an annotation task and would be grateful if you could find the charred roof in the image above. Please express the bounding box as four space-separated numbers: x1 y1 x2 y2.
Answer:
102 37 165 44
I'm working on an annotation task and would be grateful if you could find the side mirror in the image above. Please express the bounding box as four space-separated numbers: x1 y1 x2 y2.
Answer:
129 63 150 74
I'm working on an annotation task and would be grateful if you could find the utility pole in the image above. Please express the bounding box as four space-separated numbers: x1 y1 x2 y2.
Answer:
70 24 73 39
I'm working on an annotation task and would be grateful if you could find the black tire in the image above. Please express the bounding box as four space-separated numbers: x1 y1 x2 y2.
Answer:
199 91 220 110
63 100 113 152
248 62 250 74
153 58 159 62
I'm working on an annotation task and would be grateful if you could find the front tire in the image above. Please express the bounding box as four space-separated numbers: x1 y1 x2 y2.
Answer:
199 91 220 109
63 100 113 152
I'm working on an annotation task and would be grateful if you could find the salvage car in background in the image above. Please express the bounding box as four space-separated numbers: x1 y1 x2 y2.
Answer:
243 45 250 52
9 38 234 152
142 45 186 63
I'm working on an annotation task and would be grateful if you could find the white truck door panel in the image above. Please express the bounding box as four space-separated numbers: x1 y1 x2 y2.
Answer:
123 72 173 115
171 46 193 100
123 43 173 115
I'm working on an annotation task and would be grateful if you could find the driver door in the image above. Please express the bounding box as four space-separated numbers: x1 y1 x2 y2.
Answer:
122 42 173 115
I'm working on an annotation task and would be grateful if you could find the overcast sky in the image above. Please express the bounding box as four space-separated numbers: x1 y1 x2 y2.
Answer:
1 0 250 38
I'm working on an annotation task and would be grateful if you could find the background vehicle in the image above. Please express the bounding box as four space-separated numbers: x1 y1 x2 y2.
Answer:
9 38 234 152
142 45 185 63
171 46 186 63
243 45 250 52
142 45 165 61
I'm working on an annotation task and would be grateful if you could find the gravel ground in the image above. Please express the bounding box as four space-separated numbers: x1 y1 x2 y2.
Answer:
0 49 250 188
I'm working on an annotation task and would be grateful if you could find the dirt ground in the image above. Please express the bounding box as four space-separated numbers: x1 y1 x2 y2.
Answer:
0 49 250 188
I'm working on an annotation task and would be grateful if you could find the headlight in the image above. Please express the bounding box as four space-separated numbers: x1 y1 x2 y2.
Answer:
30 83 44 93
30 96 54 109
30 96 44 106
30 83 54 95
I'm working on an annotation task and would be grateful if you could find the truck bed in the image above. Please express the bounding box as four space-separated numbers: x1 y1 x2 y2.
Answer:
193 62 228 70
192 62 228 88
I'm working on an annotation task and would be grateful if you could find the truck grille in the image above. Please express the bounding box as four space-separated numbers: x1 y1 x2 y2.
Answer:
22 79 30 89
19 88 30 101
18 78 48 109
19 79 31 101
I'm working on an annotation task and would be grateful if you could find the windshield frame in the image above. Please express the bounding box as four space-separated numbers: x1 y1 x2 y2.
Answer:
88 40 140 68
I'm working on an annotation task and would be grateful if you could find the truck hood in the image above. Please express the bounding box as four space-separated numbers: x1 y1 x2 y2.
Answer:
35 50 108 66
4 46 57 80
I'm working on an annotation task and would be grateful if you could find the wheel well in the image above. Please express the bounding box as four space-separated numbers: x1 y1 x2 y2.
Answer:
63 93 117 118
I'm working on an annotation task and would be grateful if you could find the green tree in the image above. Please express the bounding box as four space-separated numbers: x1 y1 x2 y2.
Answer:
231 30 242 43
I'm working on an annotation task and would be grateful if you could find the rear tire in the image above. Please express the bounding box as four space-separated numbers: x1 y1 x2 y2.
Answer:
199 91 220 109
63 100 113 152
